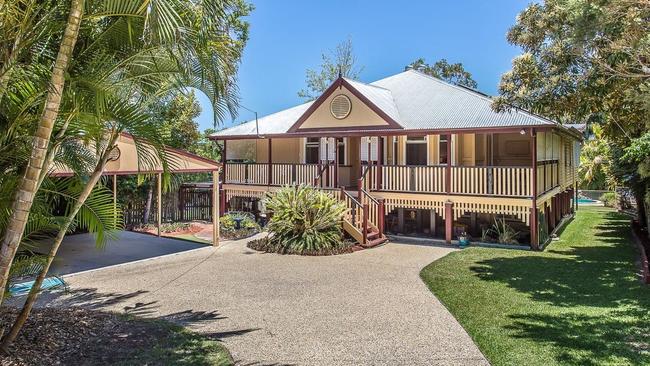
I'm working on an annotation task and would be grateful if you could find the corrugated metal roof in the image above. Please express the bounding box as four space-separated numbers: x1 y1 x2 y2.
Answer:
371 70 555 130
212 102 312 136
343 78 401 122
212 70 557 138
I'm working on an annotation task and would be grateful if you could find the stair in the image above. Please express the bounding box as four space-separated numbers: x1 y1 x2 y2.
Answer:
363 227 388 248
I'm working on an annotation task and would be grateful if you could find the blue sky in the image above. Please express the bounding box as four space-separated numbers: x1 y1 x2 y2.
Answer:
195 0 530 132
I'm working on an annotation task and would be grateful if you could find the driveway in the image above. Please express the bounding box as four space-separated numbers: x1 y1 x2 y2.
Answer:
40 236 488 365
33 231 207 275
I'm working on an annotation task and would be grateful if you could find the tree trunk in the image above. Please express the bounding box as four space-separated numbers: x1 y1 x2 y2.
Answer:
0 0 84 306
143 185 154 224
0 133 116 351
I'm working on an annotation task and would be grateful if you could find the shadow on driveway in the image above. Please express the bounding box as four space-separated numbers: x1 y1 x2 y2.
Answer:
33 231 207 276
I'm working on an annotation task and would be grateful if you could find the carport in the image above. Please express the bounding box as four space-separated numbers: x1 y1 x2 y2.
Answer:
52 132 222 246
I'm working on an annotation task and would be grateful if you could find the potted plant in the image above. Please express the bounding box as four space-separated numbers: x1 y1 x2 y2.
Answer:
458 231 470 247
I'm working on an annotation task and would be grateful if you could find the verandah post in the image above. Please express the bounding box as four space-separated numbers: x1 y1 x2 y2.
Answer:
530 128 539 250
377 136 383 190
362 203 369 245
378 199 385 236
446 133 452 193
445 200 453 244
267 138 272 186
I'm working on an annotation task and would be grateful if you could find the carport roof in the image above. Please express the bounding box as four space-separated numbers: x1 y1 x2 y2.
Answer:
51 133 221 177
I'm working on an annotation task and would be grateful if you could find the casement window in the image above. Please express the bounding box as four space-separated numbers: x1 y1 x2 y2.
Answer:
305 137 320 164
406 136 428 166
439 135 449 164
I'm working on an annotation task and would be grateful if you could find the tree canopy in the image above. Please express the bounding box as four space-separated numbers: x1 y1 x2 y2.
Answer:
493 0 649 216
298 38 363 100
406 58 478 89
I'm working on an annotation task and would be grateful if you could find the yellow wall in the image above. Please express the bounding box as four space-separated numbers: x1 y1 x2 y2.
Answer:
298 85 389 130
254 138 301 163
494 133 531 166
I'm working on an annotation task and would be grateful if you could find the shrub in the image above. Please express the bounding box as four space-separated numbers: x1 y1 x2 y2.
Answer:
600 192 617 207
482 218 519 245
220 211 260 240
261 185 348 254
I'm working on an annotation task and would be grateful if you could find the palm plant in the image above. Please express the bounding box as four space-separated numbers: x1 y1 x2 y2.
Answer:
0 0 252 348
0 0 251 305
264 185 347 254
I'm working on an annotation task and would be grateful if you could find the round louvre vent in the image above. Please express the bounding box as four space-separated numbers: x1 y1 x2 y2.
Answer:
330 94 351 119
107 146 121 161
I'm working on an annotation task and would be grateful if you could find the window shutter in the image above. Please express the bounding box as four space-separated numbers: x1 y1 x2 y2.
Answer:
360 137 378 161
319 137 335 161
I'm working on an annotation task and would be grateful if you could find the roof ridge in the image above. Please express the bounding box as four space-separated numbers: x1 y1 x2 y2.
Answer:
343 77 392 91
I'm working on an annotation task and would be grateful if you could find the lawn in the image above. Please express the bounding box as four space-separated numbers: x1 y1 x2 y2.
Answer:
420 207 650 366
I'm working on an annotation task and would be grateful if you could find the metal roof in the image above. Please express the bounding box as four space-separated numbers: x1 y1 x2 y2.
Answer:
212 70 560 138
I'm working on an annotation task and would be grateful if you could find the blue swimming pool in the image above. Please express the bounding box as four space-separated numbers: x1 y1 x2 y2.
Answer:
576 198 599 204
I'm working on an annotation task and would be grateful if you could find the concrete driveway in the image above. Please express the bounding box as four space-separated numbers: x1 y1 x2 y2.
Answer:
33 231 206 275
41 236 488 365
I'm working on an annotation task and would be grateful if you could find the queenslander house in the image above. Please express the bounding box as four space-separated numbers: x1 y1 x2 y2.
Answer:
211 70 582 249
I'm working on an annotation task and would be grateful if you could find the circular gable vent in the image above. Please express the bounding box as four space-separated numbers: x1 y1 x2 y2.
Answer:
330 94 351 119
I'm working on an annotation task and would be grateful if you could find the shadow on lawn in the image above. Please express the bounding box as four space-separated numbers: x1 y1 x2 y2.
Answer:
469 210 650 365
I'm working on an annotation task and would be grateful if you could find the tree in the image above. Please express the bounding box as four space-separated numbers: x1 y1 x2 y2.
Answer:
406 58 478 89
157 92 202 150
298 38 363 100
0 0 252 346
492 0 650 221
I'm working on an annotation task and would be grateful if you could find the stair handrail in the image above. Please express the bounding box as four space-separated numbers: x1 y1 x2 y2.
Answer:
313 161 330 187
357 164 373 194
339 188 367 244
359 188 384 236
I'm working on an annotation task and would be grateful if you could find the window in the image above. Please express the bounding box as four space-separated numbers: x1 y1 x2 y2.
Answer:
337 138 345 165
406 136 427 166
305 137 319 164
439 135 449 164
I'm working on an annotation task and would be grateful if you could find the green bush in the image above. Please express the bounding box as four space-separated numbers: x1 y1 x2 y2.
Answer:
220 211 260 239
600 192 617 207
261 185 348 254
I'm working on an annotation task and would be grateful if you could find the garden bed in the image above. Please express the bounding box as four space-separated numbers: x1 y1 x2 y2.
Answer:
247 237 353 256
0 307 232 366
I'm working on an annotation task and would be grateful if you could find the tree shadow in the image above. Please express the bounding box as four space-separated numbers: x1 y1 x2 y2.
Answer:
468 209 650 364
506 308 649 365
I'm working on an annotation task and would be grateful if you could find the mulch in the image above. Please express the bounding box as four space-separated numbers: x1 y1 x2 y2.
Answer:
0 307 167 366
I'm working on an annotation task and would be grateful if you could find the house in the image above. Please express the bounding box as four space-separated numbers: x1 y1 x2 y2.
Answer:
210 70 582 249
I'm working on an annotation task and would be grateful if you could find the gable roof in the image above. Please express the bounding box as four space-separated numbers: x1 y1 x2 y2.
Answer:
287 77 402 132
212 70 570 138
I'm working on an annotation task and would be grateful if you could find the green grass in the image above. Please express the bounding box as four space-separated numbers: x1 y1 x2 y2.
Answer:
118 318 233 366
420 207 650 366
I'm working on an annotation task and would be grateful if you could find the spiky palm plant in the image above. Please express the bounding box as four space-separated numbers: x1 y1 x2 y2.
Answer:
264 185 347 254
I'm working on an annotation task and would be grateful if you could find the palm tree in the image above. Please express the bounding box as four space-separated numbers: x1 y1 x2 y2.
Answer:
0 0 251 304
0 0 84 307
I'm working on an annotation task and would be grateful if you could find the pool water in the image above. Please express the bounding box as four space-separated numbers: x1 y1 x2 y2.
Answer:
577 198 599 204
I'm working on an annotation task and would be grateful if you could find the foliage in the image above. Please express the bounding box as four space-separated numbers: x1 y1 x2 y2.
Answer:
485 218 520 245
492 0 650 222
298 37 363 100
247 236 353 256
406 58 478 88
220 211 259 239
578 125 611 190
420 207 650 366
263 185 347 254
4 253 47 298
154 91 202 150
599 192 617 208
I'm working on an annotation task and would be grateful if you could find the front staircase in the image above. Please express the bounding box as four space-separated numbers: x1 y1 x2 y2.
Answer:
338 188 387 248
